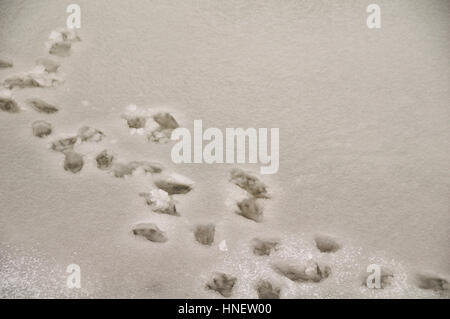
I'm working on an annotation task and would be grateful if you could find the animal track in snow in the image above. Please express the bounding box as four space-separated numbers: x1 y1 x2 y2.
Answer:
255 280 281 299
35 58 60 73
415 273 449 291
77 126 104 142
0 91 20 113
205 273 237 298
236 197 263 222
314 234 341 253
51 136 78 152
0 58 13 68
139 190 178 216
32 120 52 138
194 224 215 246
3 65 63 89
27 98 59 114
46 28 81 57
132 223 168 243
251 238 279 256
63 151 84 173
95 150 114 170
153 172 194 195
230 168 269 199
273 260 331 283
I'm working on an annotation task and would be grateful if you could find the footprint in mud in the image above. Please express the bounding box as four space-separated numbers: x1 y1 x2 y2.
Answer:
139 190 178 216
361 266 394 289
46 28 81 57
194 224 215 246
236 197 263 222
273 261 331 283
35 58 60 73
32 120 52 138
415 273 449 291
251 238 279 256
0 91 20 113
206 273 237 298
27 98 59 114
51 136 78 152
95 150 114 170
77 126 104 142
153 172 194 195
0 58 13 68
314 234 341 253
132 223 168 243
230 168 269 199
63 151 84 173
255 280 281 299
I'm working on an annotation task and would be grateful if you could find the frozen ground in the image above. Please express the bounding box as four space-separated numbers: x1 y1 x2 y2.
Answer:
0 0 449 298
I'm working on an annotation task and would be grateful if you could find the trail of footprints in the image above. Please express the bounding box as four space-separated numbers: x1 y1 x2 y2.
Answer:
1 27 449 298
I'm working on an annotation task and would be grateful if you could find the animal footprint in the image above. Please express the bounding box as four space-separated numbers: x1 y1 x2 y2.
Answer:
0 58 13 68
95 150 114 170
35 58 60 73
415 273 449 291
77 126 104 142
139 190 178 216
314 234 341 253
32 120 52 138
153 173 194 195
27 98 59 114
251 238 279 256
255 280 281 299
132 223 168 243
46 28 81 57
230 168 269 199
63 151 84 173
194 224 215 246
273 261 331 283
51 136 78 152
236 198 263 222
0 91 20 113
206 273 237 298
